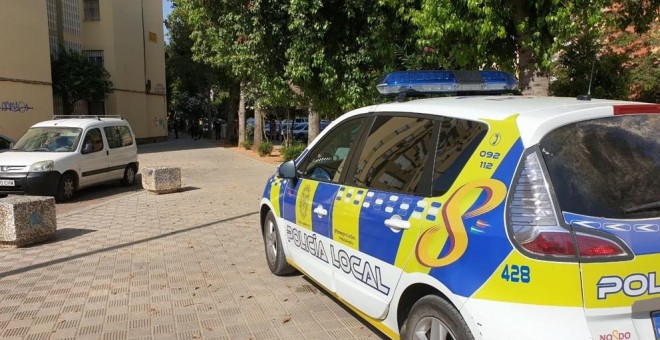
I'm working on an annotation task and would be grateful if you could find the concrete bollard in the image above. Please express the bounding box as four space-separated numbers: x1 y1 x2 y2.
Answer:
142 166 181 194
0 196 57 247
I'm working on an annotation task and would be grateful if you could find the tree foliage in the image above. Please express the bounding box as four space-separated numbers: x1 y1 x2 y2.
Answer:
50 47 113 115
169 0 660 147
166 4 228 126
549 32 630 99
382 0 658 92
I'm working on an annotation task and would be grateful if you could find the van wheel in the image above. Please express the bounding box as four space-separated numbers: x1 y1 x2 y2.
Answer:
263 210 295 275
400 295 474 340
56 173 76 202
121 164 137 186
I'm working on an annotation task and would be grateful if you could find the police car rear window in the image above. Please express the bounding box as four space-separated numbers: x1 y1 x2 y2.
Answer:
540 115 660 219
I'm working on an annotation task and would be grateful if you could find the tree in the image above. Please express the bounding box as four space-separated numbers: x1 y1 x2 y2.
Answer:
549 32 630 99
166 4 228 138
51 47 113 115
383 0 659 93
286 0 414 141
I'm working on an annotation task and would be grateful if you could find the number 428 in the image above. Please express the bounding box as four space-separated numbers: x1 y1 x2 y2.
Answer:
501 264 531 283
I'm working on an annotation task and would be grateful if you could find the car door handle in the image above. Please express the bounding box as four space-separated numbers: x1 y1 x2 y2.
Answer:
314 204 328 217
384 215 410 231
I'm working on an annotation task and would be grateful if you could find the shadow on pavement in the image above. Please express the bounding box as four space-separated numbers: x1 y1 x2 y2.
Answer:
45 228 96 243
301 276 390 340
137 136 222 155
0 211 259 279
178 186 200 193
64 174 144 204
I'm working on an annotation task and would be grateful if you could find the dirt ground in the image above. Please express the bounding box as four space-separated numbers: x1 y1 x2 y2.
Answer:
226 145 284 165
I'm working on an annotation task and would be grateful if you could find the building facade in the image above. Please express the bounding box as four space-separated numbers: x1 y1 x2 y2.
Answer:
0 0 167 143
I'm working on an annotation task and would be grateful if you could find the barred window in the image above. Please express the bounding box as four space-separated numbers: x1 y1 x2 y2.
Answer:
83 0 100 21
83 50 104 66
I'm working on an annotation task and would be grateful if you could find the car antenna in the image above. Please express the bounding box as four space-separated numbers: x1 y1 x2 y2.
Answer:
577 60 596 101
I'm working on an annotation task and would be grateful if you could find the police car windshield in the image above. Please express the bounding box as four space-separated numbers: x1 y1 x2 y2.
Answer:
13 127 82 153
539 115 660 219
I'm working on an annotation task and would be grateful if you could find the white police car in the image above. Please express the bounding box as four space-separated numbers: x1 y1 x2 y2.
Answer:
259 70 660 340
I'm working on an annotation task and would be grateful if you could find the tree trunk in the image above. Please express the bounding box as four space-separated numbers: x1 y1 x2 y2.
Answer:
517 45 536 94
307 103 320 144
226 82 240 145
509 0 536 94
238 83 246 146
253 104 263 151
63 95 75 116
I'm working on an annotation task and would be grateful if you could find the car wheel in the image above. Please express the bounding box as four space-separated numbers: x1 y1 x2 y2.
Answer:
263 210 295 275
121 164 137 186
401 295 474 340
56 173 76 202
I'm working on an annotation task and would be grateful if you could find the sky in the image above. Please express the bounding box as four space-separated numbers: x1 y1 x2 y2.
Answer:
163 0 174 44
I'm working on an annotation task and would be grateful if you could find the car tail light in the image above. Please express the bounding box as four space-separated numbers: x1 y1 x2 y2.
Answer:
508 152 628 260
574 233 626 257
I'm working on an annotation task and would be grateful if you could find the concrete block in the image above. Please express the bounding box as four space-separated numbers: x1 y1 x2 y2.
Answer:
0 196 56 247
142 167 181 194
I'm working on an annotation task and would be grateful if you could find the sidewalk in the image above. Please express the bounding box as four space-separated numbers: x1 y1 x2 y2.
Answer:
0 137 383 340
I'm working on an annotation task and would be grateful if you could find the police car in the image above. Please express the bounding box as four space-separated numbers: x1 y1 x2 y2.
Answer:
259 70 660 340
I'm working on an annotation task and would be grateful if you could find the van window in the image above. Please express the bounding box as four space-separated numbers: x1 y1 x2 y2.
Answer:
349 116 434 194
118 126 134 146
12 127 82 152
104 125 132 148
432 118 487 196
82 128 104 153
104 126 123 149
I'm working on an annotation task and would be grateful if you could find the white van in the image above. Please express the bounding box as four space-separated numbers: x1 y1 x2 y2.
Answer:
0 116 139 202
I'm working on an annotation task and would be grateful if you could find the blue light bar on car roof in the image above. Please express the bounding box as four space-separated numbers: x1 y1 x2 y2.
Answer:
376 70 519 96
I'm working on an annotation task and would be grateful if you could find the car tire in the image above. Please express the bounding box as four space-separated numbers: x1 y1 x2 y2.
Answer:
121 164 137 186
262 210 295 275
56 172 76 203
0 194 7 198
400 295 474 340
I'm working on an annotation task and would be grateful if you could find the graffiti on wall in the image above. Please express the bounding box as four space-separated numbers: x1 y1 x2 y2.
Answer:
153 117 166 129
1 101 34 113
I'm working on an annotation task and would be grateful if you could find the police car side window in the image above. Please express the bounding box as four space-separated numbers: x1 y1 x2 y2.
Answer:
349 116 434 194
300 118 365 183
432 118 487 196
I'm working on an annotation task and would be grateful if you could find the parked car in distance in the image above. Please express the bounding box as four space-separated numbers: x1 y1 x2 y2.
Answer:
0 134 14 153
0 116 139 201
292 120 331 141
259 70 660 340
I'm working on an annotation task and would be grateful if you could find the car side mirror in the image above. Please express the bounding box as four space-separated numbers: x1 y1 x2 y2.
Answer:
277 160 297 179
82 143 93 154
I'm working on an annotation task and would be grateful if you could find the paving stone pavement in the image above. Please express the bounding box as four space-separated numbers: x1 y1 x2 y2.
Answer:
0 137 385 340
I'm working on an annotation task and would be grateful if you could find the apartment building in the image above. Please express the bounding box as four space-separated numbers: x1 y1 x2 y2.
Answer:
0 0 167 143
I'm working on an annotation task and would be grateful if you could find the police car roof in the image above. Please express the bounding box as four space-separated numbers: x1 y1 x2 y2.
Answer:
359 95 649 146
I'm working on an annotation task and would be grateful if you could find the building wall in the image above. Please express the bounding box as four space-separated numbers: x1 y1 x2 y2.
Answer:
0 0 54 140
82 0 167 141
0 0 166 142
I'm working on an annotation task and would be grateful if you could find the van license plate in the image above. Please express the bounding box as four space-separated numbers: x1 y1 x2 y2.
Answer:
653 311 660 339
0 180 14 186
